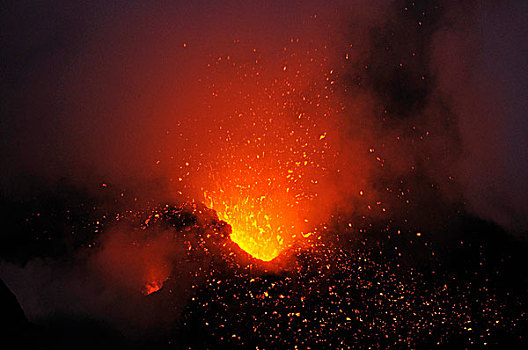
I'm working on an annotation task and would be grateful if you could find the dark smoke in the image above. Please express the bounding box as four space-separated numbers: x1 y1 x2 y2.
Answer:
432 0 528 233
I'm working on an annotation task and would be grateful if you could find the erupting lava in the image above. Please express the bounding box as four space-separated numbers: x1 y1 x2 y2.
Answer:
196 42 343 262
206 190 300 262
209 199 283 262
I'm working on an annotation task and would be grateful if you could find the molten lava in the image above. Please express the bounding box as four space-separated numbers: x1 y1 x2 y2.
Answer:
206 190 299 262
175 42 343 262
216 202 282 261
198 46 343 261
142 280 163 295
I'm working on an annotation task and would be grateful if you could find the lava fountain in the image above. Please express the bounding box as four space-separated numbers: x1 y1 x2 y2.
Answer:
197 42 344 262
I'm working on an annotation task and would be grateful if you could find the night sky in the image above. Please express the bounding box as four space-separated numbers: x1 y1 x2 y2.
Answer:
1 1 527 349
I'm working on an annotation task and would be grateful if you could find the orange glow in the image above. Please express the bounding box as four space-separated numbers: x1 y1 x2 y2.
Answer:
206 189 300 262
141 281 163 295
142 280 163 295
141 267 168 295
198 43 343 262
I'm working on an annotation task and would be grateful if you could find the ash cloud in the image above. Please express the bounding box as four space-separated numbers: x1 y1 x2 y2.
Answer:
431 0 528 233
330 0 528 235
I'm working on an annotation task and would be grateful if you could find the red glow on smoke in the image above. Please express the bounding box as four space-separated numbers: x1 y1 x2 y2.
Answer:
92 226 175 295
183 41 352 262
142 279 163 296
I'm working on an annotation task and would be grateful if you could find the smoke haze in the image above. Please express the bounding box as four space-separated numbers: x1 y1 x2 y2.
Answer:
1 0 527 337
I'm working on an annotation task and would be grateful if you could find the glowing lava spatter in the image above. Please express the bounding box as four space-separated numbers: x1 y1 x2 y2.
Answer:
206 189 299 262
200 42 343 261
214 203 284 262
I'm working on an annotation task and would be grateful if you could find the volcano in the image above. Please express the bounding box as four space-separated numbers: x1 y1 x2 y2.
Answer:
1 0 528 349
